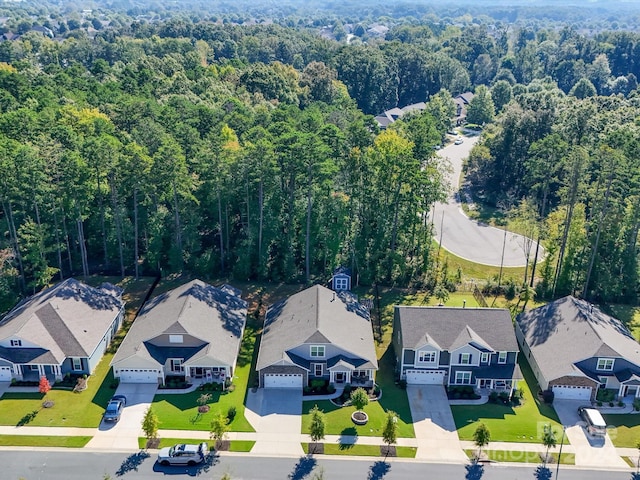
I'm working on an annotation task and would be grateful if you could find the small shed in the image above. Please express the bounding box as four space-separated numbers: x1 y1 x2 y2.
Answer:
331 266 352 292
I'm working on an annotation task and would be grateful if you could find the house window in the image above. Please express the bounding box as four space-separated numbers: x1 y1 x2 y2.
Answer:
334 277 349 290
353 370 368 379
418 351 436 363
310 345 325 358
170 359 184 372
455 371 472 384
597 358 614 371
481 352 489 364
498 352 508 364
598 376 608 388
169 335 183 344
10 339 21 347
459 353 471 365
72 358 82 371
314 363 323 377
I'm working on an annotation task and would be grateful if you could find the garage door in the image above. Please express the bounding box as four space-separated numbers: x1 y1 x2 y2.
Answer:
552 385 592 400
264 373 303 389
0 366 12 381
406 369 446 385
117 368 160 383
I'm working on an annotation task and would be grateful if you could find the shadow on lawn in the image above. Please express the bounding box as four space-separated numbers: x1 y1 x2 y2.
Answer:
376 348 413 426
16 409 39 426
288 455 316 480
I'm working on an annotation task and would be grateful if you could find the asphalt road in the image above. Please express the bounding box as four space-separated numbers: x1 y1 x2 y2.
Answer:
432 135 544 267
0 449 633 480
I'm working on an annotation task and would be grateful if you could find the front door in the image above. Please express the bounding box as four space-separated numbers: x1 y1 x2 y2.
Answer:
335 372 345 383
479 379 492 389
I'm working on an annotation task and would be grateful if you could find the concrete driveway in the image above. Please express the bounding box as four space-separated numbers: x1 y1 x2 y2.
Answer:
86 383 158 450
554 399 628 468
407 385 467 462
245 388 303 456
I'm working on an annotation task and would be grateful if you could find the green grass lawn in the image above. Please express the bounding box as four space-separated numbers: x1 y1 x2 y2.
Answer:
137 437 255 452
302 443 417 458
463 449 575 464
151 324 257 432
0 353 117 427
602 414 640 447
452 356 563 443
0 435 91 448
301 348 414 438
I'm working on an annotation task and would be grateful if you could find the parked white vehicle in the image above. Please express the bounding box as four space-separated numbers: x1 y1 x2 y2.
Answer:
157 443 208 466
578 407 607 436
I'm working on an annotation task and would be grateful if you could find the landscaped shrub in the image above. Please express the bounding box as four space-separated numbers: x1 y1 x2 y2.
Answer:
398 379 407 390
498 392 510 404
453 391 461 399
310 379 325 390
227 406 237 421
303 386 312 395
488 391 499 404
617 400 624 407
596 388 616 403
327 384 336 394
634 398 640 411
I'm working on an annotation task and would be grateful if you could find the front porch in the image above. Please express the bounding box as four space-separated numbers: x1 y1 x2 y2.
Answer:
15 364 62 382
476 378 516 397
329 369 374 388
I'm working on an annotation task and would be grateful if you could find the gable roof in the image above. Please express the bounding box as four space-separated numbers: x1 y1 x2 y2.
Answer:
112 279 247 368
0 278 123 364
256 284 378 371
516 296 640 382
395 306 517 352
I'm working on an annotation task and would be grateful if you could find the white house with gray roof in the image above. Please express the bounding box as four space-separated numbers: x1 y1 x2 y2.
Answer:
256 284 378 389
111 280 247 385
0 278 124 382
516 295 640 401
393 306 521 393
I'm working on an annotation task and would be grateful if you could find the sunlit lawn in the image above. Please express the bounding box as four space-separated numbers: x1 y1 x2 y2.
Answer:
302 443 416 458
603 414 640 448
0 354 116 427
137 437 254 452
151 325 257 432
301 348 414 438
0 435 91 448
464 449 575 464
452 356 563 443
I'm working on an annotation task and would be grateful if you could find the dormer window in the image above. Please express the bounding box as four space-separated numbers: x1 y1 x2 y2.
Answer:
597 358 614 371
169 335 184 344
481 352 489 364
498 352 507 364
418 351 436 363
10 339 22 347
310 345 325 358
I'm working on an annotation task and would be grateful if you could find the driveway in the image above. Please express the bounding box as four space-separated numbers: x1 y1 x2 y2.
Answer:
432 134 544 267
407 385 467 462
85 383 158 450
554 399 628 468
245 388 303 456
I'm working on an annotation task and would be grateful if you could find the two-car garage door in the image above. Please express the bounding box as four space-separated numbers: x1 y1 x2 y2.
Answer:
406 370 446 385
263 373 303 389
117 369 160 383
552 385 592 401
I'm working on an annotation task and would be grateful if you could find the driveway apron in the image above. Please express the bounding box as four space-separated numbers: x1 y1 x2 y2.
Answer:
85 383 158 450
554 399 628 468
407 385 468 462
246 388 303 456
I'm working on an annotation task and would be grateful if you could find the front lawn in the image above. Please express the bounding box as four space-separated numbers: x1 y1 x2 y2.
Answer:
137 437 255 452
301 348 414 438
452 356 563 443
302 443 417 458
0 435 91 448
603 414 640 448
463 449 575 464
151 325 257 432
0 353 116 427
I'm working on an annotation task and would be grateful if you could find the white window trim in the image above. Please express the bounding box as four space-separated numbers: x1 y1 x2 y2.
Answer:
310 345 325 358
481 352 489 364
597 358 615 371
459 353 471 365
334 277 349 290
72 358 82 371
498 351 507 364
455 371 472 385
313 363 323 377
170 358 184 372
418 350 436 363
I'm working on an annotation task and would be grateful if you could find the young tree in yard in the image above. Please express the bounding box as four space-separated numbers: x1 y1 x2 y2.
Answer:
309 405 326 452
350 387 369 411
542 424 557 466
382 410 398 456
210 412 230 449
38 376 51 394
142 407 159 446
434 284 449 305
473 423 491 460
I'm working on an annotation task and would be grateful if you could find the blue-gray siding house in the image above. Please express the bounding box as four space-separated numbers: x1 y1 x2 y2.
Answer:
0 278 124 382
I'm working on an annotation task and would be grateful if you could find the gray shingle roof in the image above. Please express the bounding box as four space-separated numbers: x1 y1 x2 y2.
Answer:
256 285 378 371
395 306 518 352
111 279 247 369
516 295 640 383
0 278 123 364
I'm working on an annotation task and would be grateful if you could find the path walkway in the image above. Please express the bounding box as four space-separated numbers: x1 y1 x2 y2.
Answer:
432 134 544 267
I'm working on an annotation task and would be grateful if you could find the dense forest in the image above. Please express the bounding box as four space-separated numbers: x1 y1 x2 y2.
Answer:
0 0 639 311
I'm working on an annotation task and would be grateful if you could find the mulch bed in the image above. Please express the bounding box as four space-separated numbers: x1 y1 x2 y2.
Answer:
380 445 396 457
214 440 230 451
308 443 324 454
146 438 161 449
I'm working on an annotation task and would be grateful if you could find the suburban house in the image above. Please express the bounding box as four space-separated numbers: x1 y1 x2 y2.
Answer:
256 284 378 389
111 279 247 385
454 92 474 125
374 102 426 129
0 278 124 382
516 295 640 401
393 306 521 394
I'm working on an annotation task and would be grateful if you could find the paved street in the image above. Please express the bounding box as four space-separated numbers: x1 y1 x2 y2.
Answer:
406 385 468 463
432 135 545 267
